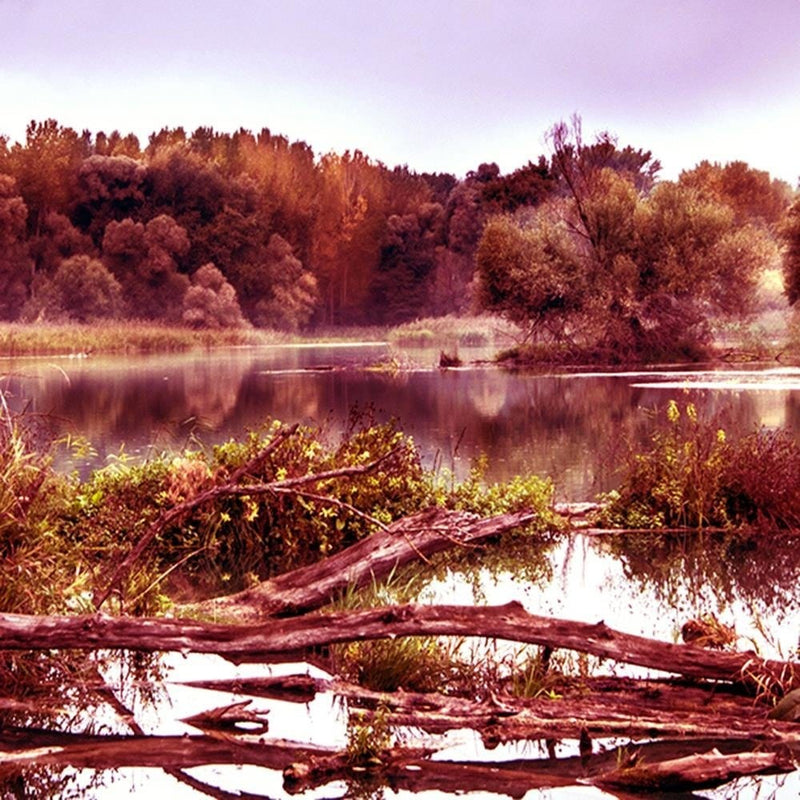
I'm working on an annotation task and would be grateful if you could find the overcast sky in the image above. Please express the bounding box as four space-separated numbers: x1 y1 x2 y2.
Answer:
2 0 799 183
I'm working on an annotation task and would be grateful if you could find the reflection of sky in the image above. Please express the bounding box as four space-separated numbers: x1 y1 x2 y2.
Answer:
5 350 798 798
427 535 798 663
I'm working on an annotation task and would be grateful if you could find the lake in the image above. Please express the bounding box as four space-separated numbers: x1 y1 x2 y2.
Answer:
1 343 799 799
3 343 800 501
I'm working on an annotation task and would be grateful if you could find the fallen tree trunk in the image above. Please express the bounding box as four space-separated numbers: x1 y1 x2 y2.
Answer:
591 748 796 793
184 507 540 619
0 726 331 771
1 724 792 797
1 603 797 692
178 674 800 745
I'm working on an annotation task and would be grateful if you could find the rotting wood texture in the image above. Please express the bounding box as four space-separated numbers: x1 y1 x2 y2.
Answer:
0 601 797 693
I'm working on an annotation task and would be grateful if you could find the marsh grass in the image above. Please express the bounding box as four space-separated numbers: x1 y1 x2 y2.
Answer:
509 648 568 699
0 321 283 356
388 315 521 349
346 703 393 765
0 322 393 357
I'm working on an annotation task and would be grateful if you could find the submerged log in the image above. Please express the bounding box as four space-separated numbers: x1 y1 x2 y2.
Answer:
178 673 800 746
0 603 797 693
1 724 793 797
185 507 539 619
0 727 329 771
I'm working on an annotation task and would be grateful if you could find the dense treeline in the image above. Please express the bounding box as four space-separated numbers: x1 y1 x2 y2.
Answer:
0 120 553 329
0 117 797 348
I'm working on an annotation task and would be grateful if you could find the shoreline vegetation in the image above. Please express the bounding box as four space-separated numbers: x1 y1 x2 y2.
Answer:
0 409 798 794
0 315 514 357
0 310 793 361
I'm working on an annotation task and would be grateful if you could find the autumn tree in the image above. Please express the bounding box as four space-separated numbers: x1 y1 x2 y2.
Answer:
51 255 122 322
549 117 661 196
312 151 389 324
182 262 246 329
679 160 792 228
28 212 95 276
782 199 800 305
93 130 142 158
477 123 776 361
72 155 147 243
369 203 445 323
254 234 319 330
102 214 190 320
480 157 557 213
6 120 90 237
0 175 33 319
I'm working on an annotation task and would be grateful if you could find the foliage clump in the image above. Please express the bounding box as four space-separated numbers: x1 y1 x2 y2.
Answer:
599 400 800 530
476 119 784 364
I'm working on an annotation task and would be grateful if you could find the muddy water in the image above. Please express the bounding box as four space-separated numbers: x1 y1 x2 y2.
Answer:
2 346 800 798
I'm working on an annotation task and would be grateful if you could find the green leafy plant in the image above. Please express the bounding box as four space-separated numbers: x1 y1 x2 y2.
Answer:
346 703 393 764
599 400 800 531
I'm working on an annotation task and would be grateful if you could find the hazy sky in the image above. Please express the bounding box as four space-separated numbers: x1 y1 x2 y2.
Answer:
2 0 799 183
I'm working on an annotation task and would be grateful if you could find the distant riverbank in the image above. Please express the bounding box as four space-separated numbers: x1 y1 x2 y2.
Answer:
0 316 518 358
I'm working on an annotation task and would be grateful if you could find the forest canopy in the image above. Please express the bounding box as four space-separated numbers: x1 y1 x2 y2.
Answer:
0 117 795 349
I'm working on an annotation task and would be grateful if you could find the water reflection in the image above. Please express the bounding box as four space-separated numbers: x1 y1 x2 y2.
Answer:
3 348 800 500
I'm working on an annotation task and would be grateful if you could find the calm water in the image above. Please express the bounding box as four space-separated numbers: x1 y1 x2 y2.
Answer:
3 343 800 500
2 344 800 799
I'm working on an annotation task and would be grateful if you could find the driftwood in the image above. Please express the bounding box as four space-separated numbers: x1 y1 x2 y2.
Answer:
176 674 800 746
180 700 270 736
0 726 328 771
94 422 409 611
3 496 799 794
591 748 795 792
187 506 538 619
1 603 797 693
1 724 794 796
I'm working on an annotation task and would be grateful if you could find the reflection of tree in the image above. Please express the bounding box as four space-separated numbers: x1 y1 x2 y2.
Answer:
0 650 164 799
467 376 508 417
2 359 795 505
182 354 250 428
606 530 800 623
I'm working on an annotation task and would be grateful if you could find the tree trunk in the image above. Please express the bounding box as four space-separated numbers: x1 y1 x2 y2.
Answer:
177 673 800 746
1 602 796 693
591 749 795 793
183 507 538 619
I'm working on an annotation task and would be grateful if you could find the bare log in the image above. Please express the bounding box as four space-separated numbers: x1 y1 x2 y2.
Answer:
1 724 792 797
180 700 270 736
178 673 800 746
94 424 405 611
0 603 797 692
0 727 329 772
185 507 539 619
591 748 796 792
93 422 300 609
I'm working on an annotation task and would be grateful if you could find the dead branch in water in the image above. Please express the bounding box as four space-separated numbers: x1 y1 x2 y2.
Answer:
185 506 538 620
177 673 800 746
93 423 406 610
1 602 797 694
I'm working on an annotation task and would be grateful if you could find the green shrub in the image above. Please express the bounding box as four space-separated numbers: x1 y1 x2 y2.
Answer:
337 636 457 693
599 401 800 530
721 428 800 528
